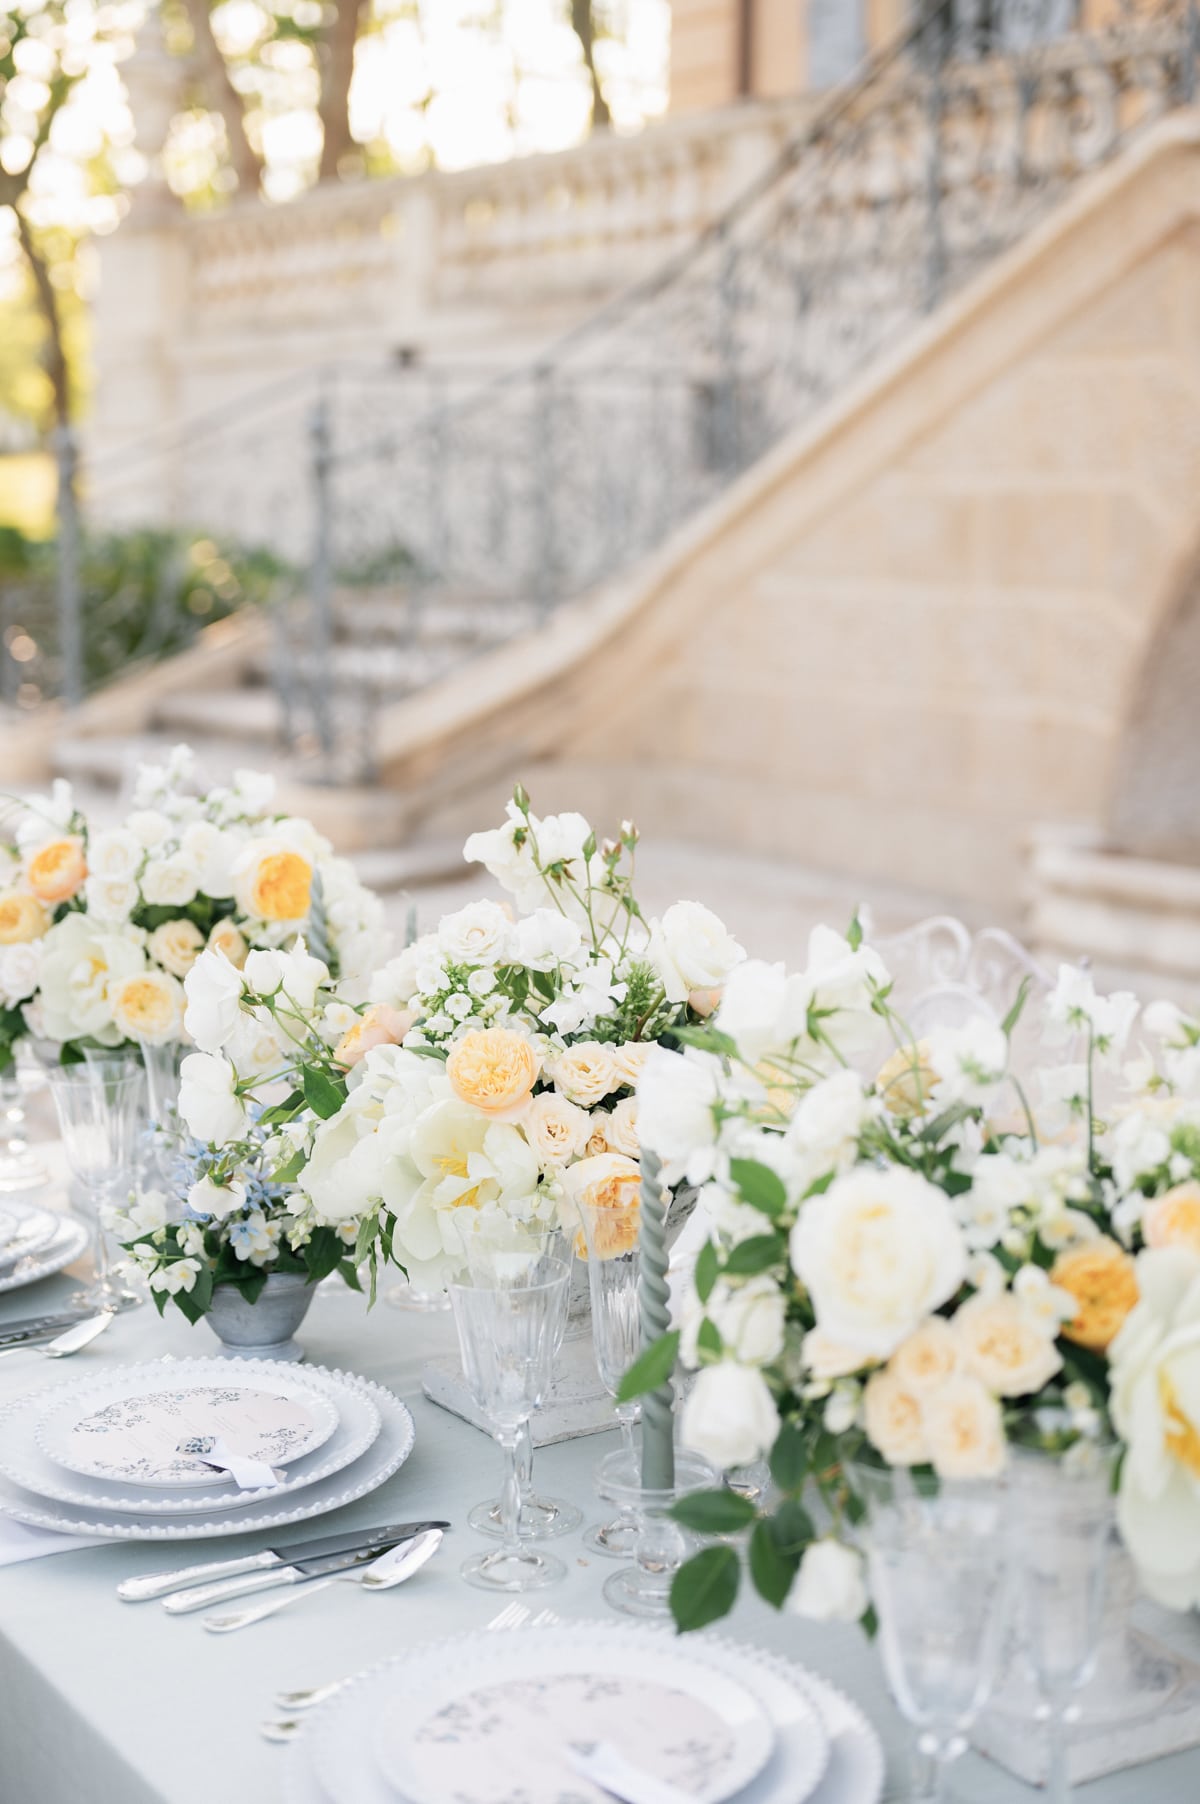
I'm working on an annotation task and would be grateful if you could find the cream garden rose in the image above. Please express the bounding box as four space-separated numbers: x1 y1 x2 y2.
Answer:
0 892 48 945
521 1091 591 1167
922 1374 1006 1479
553 1041 618 1108
952 1291 1063 1397
207 919 249 969
109 970 185 1046
563 1152 642 1257
234 840 313 923
148 918 206 978
863 1367 928 1465
446 1027 541 1119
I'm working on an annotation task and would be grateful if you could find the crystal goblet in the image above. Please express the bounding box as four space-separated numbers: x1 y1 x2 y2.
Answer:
0 1053 49 1192
574 1190 643 1556
449 1253 571 1592
46 1059 146 1313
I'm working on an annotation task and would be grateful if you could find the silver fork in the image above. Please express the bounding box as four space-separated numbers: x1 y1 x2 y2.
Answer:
261 1602 560 1739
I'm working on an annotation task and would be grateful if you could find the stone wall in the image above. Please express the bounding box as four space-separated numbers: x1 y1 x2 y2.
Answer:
366 119 1200 917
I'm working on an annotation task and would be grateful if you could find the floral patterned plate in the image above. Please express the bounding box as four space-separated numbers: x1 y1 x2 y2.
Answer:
35 1362 340 1486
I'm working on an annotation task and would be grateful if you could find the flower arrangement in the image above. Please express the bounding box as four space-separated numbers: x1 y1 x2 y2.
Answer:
623 928 1200 1630
2 745 383 1062
168 786 747 1303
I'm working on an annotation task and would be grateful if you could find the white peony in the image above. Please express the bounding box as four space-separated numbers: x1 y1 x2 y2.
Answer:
437 900 514 968
37 915 145 1045
790 1165 967 1360
680 1362 780 1470
1110 1248 1200 1608
636 1046 722 1186
787 1540 869 1623
0 942 41 1008
178 1051 247 1145
141 853 201 908
184 949 246 1053
648 900 745 1006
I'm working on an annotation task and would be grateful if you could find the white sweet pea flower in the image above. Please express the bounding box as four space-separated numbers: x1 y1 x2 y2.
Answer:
787 1540 868 1623
1046 965 1138 1056
178 1052 247 1145
925 1015 1008 1106
184 948 246 1053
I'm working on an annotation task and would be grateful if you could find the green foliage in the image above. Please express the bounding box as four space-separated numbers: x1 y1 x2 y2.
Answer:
729 1158 788 1219
670 1488 756 1535
615 1329 679 1403
669 1545 741 1631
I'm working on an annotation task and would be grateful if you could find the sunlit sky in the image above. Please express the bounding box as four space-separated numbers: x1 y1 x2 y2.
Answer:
0 0 670 297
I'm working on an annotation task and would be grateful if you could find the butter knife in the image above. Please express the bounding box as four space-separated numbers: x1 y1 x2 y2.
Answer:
167 1526 445 1614
118 1520 448 1603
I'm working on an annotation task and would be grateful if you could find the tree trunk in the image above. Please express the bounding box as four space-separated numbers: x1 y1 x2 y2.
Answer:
318 0 368 183
14 209 71 434
181 0 264 193
570 0 610 128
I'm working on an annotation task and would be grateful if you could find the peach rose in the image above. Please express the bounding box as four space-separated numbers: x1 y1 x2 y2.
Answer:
334 1003 413 1069
952 1292 1062 1398
0 891 49 945
1052 1236 1140 1351
25 837 87 905
876 1040 937 1119
563 1152 641 1259
922 1374 1007 1480
888 1317 963 1395
208 919 249 970
148 918 205 978
612 1040 653 1089
109 971 184 1047
1144 1184 1200 1256
446 1027 541 1119
553 1041 618 1108
864 1367 927 1466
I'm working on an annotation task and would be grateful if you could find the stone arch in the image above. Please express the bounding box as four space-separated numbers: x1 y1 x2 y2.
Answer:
1110 534 1200 862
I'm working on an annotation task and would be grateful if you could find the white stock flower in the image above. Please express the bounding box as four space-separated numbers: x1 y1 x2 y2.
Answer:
178 1052 247 1145
437 900 514 968
187 1175 247 1220
680 1363 781 1470
790 1165 967 1360
636 1046 721 1186
787 1540 868 1623
647 900 745 1006
184 949 246 1053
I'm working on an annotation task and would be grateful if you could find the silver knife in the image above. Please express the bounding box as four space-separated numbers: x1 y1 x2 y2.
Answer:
0 1309 90 1348
162 1524 451 1614
117 1520 448 1603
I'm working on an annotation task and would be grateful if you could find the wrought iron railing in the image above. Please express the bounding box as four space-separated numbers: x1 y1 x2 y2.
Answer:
21 0 1200 783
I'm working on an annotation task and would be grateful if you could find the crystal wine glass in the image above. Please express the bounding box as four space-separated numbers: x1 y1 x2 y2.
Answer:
0 1050 49 1192
854 1463 1011 1802
574 1188 643 1556
465 1220 582 1542
1009 1443 1117 1804
449 1253 571 1592
46 1060 146 1313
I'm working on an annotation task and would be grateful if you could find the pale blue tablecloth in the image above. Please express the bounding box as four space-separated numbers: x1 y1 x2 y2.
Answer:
1 1226 1198 1804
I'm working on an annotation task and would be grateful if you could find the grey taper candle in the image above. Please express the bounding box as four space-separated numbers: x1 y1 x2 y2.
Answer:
638 1146 676 1491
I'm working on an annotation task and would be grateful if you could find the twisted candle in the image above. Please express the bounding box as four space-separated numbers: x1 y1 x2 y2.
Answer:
638 1146 676 1492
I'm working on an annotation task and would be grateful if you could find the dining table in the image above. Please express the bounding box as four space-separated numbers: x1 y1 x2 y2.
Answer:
2 1188 1200 1804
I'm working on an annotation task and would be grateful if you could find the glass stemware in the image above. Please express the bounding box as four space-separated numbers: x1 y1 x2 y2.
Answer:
598 1445 716 1618
853 1463 1011 1803
1009 1444 1116 1804
574 1190 644 1556
45 1060 146 1313
449 1253 571 1592
138 1037 188 1188
0 1050 49 1192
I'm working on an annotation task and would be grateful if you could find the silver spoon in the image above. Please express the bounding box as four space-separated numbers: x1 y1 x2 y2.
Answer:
208 1527 443 1633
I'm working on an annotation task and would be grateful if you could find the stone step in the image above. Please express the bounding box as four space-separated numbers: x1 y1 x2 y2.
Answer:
151 685 284 745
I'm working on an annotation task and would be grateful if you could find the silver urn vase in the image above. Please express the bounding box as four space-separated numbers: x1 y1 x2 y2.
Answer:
205 1273 314 1364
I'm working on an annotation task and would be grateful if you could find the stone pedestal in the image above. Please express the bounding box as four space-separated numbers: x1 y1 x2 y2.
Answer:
422 1322 615 1447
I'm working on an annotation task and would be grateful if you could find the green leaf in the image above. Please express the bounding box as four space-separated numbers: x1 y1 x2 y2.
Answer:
302 1067 345 1121
749 1518 798 1608
670 1488 756 1534
303 1227 345 1285
272 1147 305 1186
729 1159 787 1218
723 1234 786 1277
769 1422 808 1495
257 1089 304 1126
694 1239 720 1305
696 1317 724 1360
669 1545 741 1632
771 1497 815 1553
1001 976 1033 1039
616 1330 680 1403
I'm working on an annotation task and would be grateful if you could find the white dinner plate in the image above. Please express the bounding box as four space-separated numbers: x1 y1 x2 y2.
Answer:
0 1365 415 1540
0 1359 381 1514
305 1623 832 1804
36 1364 341 1487
0 1213 89 1296
0 1208 18 1254
371 1629 777 1804
0 1199 62 1271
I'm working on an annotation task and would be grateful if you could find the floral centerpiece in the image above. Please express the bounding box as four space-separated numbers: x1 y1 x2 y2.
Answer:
1 745 383 1063
623 930 1200 1630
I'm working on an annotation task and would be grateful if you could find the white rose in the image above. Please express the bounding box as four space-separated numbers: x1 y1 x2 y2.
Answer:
178 1052 247 1145
180 821 238 899
147 918 205 979
553 1041 618 1108
716 960 808 1064
863 1367 927 1466
437 900 514 968
521 1092 592 1168
142 853 201 908
790 1165 967 1360
788 1540 868 1622
0 942 41 1007
648 900 745 1006
37 916 144 1045
187 1175 247 1220
88 829 142 882
184 948 246 1053
603 1094 641 1159
636 1046 721 1185
512 909 585 972
126 810 171 850
707 1275 787 1366
244 948 287 995
786 1069 870 1178
84 875 139 924
680 1363 781 1470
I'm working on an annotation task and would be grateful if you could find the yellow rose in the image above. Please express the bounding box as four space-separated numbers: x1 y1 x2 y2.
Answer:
563 1152 641 1259
1144 1184 1200 1256
888 1317 963 1394
446 1027 541 1118
109 970 184 1046
235 843 313 923
148 918 205 978
952 1292 1062 1397
1052 1236 1140 1352
864 1367 927 1466
208 919 248 970
876 1040 937 1119
25 837 87 905
0 891 49 945
922 1375 1007 1480
334 1003 413 1069
553 1041 618 1108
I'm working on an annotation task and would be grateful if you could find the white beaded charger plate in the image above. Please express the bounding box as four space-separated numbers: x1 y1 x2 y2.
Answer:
0 1359 382 1514
0 1198 63 1271
0 1212 89 1296
297 1623 836 1804
0 1365 414 1540
0 1207 18 1254
35 1361 340 1486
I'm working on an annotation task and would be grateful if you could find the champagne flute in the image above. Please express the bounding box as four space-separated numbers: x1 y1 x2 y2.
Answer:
46 1059 146 1313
